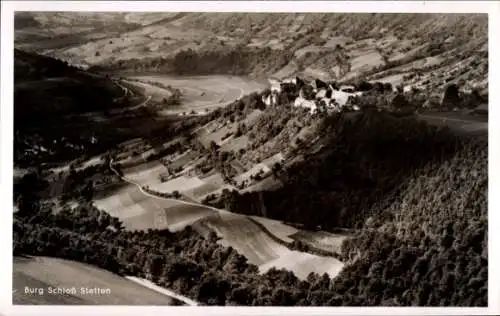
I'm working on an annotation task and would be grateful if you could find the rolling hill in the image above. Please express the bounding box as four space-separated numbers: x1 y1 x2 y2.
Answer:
13 256 182 305
15 13 488 95
12 12 488 307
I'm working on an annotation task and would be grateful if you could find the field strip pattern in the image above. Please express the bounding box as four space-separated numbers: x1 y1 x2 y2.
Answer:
102 159 344 280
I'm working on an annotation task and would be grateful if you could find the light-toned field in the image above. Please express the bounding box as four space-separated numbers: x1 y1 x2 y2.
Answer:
123 161 168 186
233 163 271 184
13 256 179 305
123 80 172 102
388 42 428 63
199 212 344 280
371 72 409 86
289 230 347 254
183 173 225 200
272 60 299 79
259 252 344 279
302 67 332 82
249 216 299 243
96 161 345 280
94 185 217 232
169 150 199 171
128 75 267 115
261 152 284 168
125 277 197 306
242 176 283 193
220 135 250 152
323 36 351 48
349 50 385 73
151 175 205 194
294 45 330 58
370 54 446 82
198 123 237 147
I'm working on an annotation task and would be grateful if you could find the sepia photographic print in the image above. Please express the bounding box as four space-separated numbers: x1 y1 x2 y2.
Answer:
1 1 498 315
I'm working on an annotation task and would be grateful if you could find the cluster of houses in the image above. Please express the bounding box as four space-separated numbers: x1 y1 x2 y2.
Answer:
262 77 363 114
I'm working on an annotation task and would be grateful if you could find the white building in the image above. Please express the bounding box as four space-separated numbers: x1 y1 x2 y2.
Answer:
262 92 278 107
294 97 318 114
315 89 328 99
268 78 282 93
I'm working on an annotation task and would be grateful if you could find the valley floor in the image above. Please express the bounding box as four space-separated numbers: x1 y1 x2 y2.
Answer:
124 74 268 115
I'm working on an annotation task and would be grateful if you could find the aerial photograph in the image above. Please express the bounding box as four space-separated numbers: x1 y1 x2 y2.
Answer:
11 11 488 307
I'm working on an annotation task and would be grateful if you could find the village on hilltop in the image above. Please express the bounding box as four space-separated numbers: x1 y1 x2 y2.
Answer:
262 75 487 115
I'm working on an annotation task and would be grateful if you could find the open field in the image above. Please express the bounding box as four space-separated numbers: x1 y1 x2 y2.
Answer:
125 277 197 306
13 256 180 305
122 161 168 186
95 161 346 279
94 184 217 232
184 173 225 199
261 152 285 168
242 176 283 193
151 175 205 194
289 230 347 254
220 135 250 152
198 123 238 147
199 212 344 280
249 216 299 243
127 75 267 115
233 163 271 184
122 80 172 102
349 50 385 73
14 12 489 307
169 150 200 171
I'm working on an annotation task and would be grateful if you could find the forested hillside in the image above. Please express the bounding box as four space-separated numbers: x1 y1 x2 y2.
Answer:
12 12 488 307
199 99 488 306
97 46 293 77
13 121 487 306
13 50 191 167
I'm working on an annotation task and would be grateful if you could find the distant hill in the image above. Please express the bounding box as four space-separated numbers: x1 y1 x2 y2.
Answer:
14 49 163 167
15 13 488 93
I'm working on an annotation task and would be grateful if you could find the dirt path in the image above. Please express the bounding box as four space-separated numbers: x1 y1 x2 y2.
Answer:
417 112 488 134
417 113 486 124
125 277 198 306
109 158 343 260
109 158 229 215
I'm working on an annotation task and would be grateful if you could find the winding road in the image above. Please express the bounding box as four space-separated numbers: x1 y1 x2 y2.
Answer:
109 158 343 257
109 158 231 213
109 161 201 306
